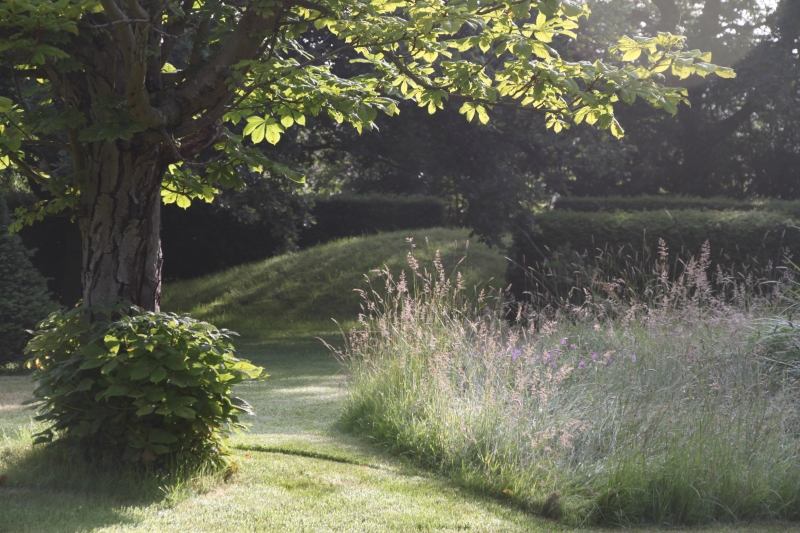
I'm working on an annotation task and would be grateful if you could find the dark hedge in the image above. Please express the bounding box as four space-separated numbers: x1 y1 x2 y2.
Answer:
13 194 446 302
507 209 800 299
553 196 800 218
299 194 445 247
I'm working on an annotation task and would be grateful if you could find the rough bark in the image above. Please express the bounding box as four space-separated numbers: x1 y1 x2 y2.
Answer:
78 141 165 311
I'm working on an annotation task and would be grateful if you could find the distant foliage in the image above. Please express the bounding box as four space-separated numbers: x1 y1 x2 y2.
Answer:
25 301 264 466
509 209 800 302
300 194 446 247
553 195 800 216
0 194 54 365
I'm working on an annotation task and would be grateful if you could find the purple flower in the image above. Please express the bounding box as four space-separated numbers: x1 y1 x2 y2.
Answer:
512 349 521 360
608 358 613 365
545 353 552 361
561 339 567 345
535 354 541 360
578 361 585 368
591 353 599 360
630 354 637 362
569 344 575 350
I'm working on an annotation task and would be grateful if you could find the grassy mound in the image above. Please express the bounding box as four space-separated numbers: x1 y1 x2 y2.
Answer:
163 228 506 336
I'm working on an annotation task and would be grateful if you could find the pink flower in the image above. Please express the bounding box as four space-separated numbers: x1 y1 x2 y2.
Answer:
578 361 585 368
569 344 575 349
560 339 567 345
591 353 599 360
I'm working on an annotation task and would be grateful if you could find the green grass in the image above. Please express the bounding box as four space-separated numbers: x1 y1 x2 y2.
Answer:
340 251 800 526
2 230 798 531
1 338 794 532
0 339 564 533
162 228 507 336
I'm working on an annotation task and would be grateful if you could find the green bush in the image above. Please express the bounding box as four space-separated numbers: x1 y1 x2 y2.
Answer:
0 193 55 365
508 209 800 301
25 301 264 466
552 195 800 217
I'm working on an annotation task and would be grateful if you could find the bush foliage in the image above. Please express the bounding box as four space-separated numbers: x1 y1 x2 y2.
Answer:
25 301 264 465
0 194 55 365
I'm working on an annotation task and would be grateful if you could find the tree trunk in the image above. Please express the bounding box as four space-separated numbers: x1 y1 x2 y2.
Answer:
78 141 165 312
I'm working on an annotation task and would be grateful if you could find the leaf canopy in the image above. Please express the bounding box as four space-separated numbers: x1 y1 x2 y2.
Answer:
0 0 732 220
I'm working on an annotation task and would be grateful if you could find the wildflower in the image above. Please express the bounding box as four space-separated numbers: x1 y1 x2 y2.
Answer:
535 354 541 360
512 349 521 360
630 354 637 362
591 353 598 360
561 339 567 345
545 353 552 361
578 361 585 368
569 344 575 350
608 358 613 365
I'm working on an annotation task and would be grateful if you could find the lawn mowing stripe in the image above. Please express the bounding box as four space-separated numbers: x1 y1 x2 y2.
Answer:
233 443 383 469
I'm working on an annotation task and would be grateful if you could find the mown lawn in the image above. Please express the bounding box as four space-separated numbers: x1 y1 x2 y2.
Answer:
0 336 795 533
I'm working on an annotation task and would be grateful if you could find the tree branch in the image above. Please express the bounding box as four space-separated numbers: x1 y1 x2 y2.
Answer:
98 0 136 72
6 153 64 198
170 7 283 130
160 0 196 67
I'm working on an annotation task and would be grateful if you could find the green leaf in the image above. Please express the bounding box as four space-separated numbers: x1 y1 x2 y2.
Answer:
0 96 13 113
76 378 94 391
150 366 167 384
172 405 196 419
136 405 155 417
714 67 736 79
148 429 179 444
622 48 641 62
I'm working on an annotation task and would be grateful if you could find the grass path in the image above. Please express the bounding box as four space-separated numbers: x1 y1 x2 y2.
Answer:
1 338 796 532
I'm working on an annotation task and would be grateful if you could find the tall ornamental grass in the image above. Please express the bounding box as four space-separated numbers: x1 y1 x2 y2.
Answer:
339 243 800 526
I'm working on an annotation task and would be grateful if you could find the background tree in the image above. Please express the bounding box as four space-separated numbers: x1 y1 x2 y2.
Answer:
0 192 54 364
0 0 730 311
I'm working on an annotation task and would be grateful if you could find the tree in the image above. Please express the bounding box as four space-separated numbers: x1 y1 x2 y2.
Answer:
0 0 732 312
0 192 54 364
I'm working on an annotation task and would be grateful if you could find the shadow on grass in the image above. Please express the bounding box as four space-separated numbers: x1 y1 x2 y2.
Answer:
0 438 225 533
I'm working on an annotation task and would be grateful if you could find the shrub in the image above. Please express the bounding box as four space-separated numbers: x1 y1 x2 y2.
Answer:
0 193 55 365
24 301 264 466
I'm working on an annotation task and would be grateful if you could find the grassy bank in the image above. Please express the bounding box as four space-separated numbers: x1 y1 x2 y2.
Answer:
162 228 507 337
340 251 800 526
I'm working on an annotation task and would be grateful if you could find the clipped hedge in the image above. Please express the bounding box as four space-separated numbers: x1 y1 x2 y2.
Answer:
15 194 446 295
553 195 800 218
160 202 287 281
299 194 445 247
507 209 800 297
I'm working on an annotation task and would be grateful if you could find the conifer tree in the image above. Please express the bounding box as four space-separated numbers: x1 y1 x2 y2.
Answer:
0 193 54 364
